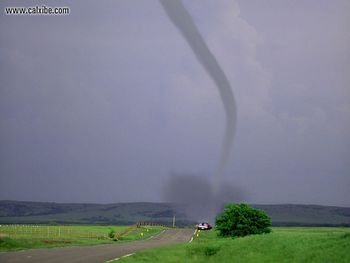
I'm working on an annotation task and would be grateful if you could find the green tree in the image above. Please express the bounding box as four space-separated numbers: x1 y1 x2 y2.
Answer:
215 203 271 237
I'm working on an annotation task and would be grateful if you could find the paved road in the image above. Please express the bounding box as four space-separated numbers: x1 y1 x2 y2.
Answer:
0 228 194 263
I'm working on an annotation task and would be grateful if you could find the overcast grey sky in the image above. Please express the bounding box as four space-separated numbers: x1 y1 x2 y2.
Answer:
0 0 349 206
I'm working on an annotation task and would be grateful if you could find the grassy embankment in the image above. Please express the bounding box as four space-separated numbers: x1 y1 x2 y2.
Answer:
0 225 164 252
114 227 350 263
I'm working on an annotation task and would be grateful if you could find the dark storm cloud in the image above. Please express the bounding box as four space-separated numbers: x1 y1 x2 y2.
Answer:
0 0 349 206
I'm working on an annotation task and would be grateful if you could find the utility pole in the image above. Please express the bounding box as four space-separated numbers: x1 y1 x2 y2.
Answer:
172 215 176 228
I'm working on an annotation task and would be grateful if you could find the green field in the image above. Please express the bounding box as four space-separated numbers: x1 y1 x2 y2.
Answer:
0 224 165 252
114 227 350 263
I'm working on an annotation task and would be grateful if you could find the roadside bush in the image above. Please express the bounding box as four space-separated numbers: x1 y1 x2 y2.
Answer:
108 229 115 239
215 203 271 238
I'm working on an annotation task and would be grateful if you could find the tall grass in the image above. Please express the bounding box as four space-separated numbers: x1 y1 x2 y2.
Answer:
115 227 350 263
0 225 164 251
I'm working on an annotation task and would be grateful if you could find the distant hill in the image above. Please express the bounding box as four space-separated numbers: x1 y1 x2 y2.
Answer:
0 200 349 227
253 204 350 226
0 200 189 226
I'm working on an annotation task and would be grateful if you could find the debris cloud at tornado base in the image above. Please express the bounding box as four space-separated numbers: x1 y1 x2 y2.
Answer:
163 175 246 223
159 0 237 193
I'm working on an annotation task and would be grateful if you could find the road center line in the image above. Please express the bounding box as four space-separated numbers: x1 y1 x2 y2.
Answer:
189 229 197 243
106 253 135 262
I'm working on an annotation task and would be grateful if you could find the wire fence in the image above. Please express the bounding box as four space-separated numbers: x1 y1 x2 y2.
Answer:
0 225 109 240
0 223 170 241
